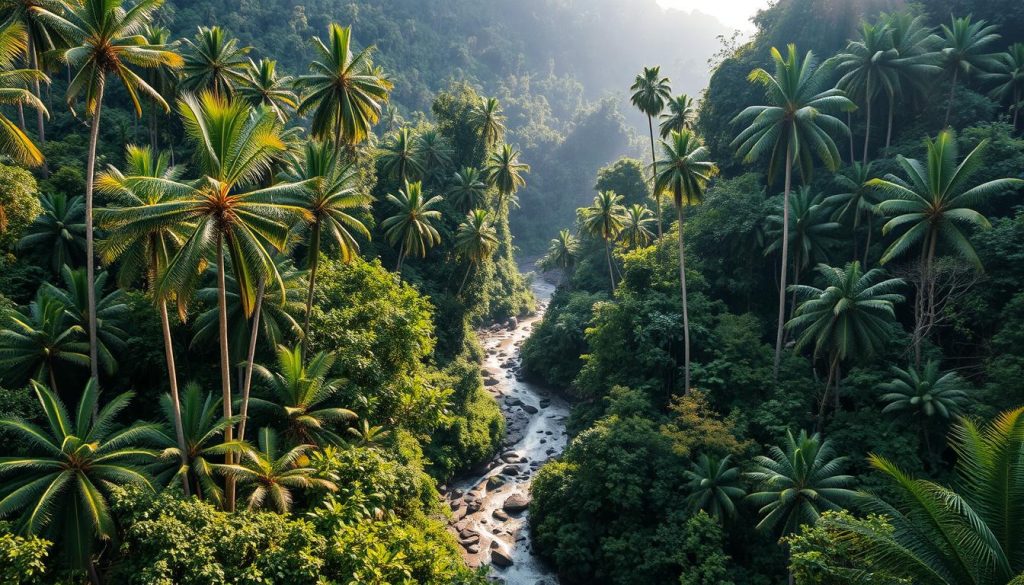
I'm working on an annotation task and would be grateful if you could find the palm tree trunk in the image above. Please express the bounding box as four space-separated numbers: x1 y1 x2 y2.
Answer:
48 367 58 394
216 235 236 512
605 240 616 292
944 69 958 127
85 83 105 385
885 92 895 149
862 77 872 164
773 146 794 379
16 102 25 131
677 204 691 393
789 251 801 338
648 114 661 238
396 249 405 272
457 263 473 296
159 300 191 497
863 215 873 266
817 352 839 432
238 278 265 444
27 37 47 179
302 220 322 357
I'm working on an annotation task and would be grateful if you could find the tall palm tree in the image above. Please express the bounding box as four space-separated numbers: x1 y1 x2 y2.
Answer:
0 380 158 572
180 26 250 99
95 145 192 491
42 266 128 377
249 345 355 446
416 129 453 183
981 43 1024 130
747 429 856 582
469 96 505 148
870 130 1023 364
788 262 904 421
32 0 183 383
619 204 656 249
822 162 880 264
381 180 443 271
683 454 746 521
538 229 579 282
378 127 425 183
0 20 47 166
832 407 1024 585
281 140 370 355
453 208 498 295
659 93 695 138
216 426 336 513
17 192 86 274
630 66 672 236
448 167 489 212
0 0 63 152
940 15 1001 127
296 23 392 154
140 24 178 149
881 11 942 148
654 129 718 391
238 58 297 123
732 44 854 377
100 92 311 511
0 291 86 390
579 190 627 291
484 143 529 261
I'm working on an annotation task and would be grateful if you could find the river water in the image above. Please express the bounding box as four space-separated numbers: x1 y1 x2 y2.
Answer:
446 275 567 584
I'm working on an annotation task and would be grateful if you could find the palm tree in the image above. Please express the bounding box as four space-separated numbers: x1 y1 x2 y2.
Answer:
659 94 695 138
732 44 854 378
381 180 443 271
683 454 746 521
831 407 1024 585
981 43 1024 130
630 66 672 236
100 92 311 511
216 427 336 513
448 167 489 212
880 361 969 456
619 204 656 249
281 140 370 355
940 15 1001 127
0 380 158 572
454 208 498 295
654 129 718 391
249 345 355 446
0 291 86 390
154 383 237 506
17 192 86 274
378 127 425 183
787 262 904 421
747 429 856 583
579 190 627 291
416 129 454 183
180 26 250 99
296 23 392 154
0 0 63 153
238 58 297 122
140 24 179 149
95 145 192 490
870 130 1023 364
32 0 183 383
484 143 529 261
881 11 942 148
538 229 579 283
42 266 128 377
765 187 843 316
822 162 880 264
469 96 505 148
0 20 47 166
347 419 390 448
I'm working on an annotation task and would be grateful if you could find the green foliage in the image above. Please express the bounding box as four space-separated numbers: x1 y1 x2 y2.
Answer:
521 289 605 387
0 522 51 585
595 158 650 207
787 511 907 585
0 164 40 250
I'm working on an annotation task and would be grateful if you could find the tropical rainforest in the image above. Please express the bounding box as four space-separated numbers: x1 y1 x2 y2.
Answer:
0 0 1023 584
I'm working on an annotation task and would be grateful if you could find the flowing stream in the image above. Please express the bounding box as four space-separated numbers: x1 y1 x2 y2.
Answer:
446 274 567 584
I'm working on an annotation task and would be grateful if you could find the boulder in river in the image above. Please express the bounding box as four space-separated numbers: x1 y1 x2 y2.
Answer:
503 493 530 512
490 548 514 567
522 404 539 414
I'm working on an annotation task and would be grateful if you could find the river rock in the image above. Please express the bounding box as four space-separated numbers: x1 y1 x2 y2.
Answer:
522 404 539 414
500 465 520 476
487 475 506 489
493 508 509 521
503 493 530 512
484 377 500 386
490 548 514 568
467 544 480 554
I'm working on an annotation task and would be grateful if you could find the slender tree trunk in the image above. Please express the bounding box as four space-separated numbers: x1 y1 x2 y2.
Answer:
885 93 895 149
773 146 794 379
912 234 933 368
396 249 405 272
863 215 873 266
924 229 938 342
789 251 801 337
1013 87 1020 131
944 69 958 127
605 240 616 292
159 300 191 497
862 78 872 165
677 204 691 393
48 367 58 394
27 37 47 179
457 263 473 296
85 84 105 385
648 115 661 238
216 235 235 512
302 220 321 357
238 279 265 444
816 352 839 432
16 102 24 131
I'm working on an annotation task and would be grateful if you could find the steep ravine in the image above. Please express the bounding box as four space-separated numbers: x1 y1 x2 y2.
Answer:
445 276 567 584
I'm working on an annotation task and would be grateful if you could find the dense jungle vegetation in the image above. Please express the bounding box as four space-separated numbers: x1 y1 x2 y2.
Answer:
0 0 1022 583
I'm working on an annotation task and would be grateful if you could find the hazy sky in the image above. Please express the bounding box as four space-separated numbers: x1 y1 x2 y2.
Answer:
655 0 767 32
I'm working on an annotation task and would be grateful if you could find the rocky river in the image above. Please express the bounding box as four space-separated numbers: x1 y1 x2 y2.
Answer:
445 275 567 584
